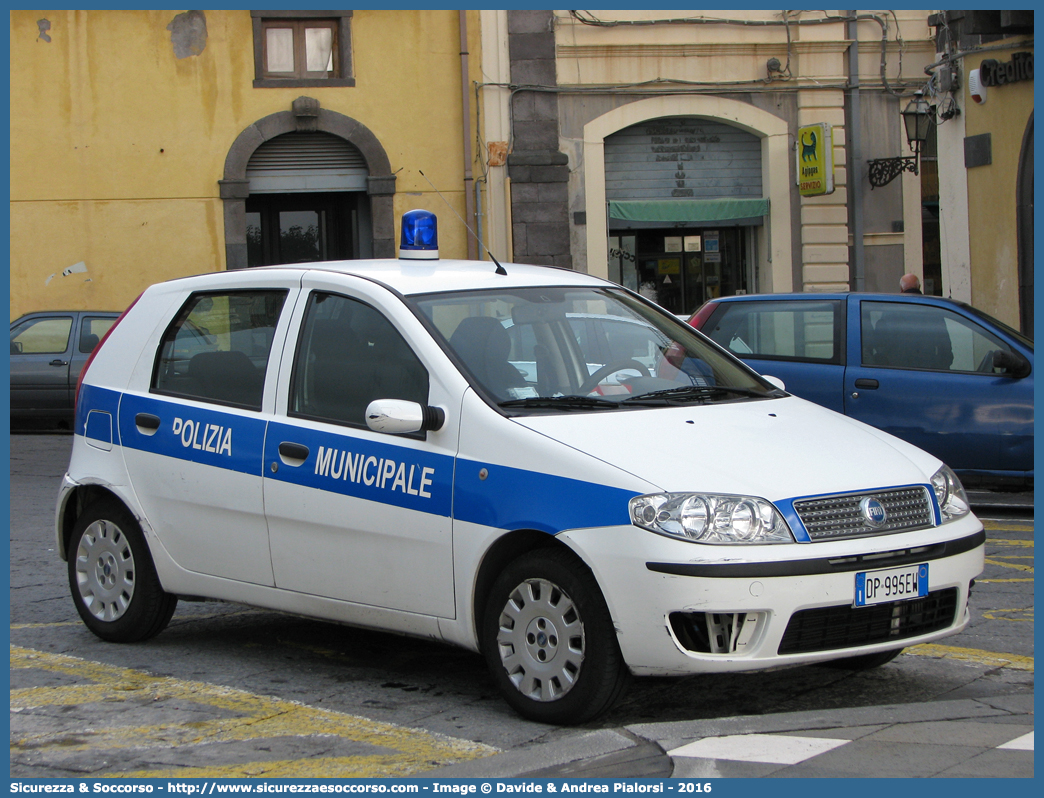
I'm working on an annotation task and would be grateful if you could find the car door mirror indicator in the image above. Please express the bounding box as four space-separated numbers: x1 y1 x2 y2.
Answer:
365 399 445 435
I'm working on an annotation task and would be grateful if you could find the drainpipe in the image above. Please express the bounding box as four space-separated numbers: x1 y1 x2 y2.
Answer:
459 11 478 260
847 10 865 291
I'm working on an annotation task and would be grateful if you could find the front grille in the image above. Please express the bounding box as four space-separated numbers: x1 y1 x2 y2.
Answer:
777 587 958 655
795 487 934 541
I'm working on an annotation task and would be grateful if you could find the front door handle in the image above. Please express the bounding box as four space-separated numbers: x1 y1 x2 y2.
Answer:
278 441 310 463
49 359 69 366
854 378 879 389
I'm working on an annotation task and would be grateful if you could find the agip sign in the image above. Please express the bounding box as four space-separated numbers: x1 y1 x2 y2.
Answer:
796 123 834 196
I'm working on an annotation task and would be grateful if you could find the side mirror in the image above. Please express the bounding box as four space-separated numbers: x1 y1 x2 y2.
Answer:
366 399 446 434
991 350 1031 379
762 375 786 392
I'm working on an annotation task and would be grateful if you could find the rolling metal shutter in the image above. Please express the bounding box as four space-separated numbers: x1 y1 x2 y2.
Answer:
604 117 763 204
246 132 369 193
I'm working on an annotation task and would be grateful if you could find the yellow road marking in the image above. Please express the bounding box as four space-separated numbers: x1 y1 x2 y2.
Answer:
986 538 1034 547
979 578 1034 583
119 757 445 780
984 557 1034 572
907 643 1034 671
10 646 496 778
9 621 81 630
983 521 1033 531
981 608 1034 622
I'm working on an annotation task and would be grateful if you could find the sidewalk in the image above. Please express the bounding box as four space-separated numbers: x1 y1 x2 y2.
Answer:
967 489 1034 517
428 694 1033 778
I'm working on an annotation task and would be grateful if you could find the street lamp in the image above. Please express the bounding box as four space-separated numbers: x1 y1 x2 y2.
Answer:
867 91 934 188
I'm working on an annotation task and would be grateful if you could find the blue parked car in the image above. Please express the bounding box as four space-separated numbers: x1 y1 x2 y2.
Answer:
689 293 1033 488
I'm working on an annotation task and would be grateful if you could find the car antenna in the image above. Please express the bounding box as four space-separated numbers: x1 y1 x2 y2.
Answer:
418 170 507 275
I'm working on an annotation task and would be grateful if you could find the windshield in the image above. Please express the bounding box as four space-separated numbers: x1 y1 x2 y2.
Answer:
410 286 779 411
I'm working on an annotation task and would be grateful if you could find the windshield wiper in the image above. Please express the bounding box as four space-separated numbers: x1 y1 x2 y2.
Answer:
622 385 775 405
498 395 620 410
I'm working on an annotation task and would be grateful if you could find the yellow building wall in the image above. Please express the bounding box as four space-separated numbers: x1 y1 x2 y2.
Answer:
10 9 482 319
961 45 1033 328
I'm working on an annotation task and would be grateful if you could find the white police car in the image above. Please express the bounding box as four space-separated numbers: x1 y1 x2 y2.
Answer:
58 210 984 724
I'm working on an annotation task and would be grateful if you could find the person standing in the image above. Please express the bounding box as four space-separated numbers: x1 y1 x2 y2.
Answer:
899 273 922 294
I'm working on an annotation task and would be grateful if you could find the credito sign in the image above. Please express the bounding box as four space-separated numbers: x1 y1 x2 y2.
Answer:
796 123 835 197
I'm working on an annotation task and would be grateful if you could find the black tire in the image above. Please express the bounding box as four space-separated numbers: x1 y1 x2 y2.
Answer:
481 548 630 724
67 499 177 643
825 647 904 670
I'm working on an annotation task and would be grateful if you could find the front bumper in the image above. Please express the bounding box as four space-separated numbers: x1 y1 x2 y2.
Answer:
562 514 984 676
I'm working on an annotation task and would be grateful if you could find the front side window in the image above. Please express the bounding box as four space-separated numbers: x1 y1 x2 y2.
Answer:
10 316 72 355
252 11 354 87
290 292 429 428
704 301 842 364
412 287 777 411
862 301 1014 373
153 291 287 410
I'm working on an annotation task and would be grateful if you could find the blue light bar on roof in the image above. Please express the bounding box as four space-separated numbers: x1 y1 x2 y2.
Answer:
399 209 439 260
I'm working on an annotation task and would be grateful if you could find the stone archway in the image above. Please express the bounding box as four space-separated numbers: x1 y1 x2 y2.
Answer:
219 97 397 268
583 95 793 292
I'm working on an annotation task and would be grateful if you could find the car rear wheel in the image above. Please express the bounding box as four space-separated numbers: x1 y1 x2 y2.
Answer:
68 499 177 642
481 548 629 724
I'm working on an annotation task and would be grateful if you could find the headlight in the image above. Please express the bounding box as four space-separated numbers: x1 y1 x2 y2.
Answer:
629 493 793 544
931 465 971 522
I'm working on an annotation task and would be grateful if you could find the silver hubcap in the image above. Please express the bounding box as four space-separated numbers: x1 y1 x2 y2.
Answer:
74 520 135 622
496 577 585 702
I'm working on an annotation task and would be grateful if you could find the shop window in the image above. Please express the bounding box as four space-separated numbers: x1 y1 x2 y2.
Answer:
252 11 354 88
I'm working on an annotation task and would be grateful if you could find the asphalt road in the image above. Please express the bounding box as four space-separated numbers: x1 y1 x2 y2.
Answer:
8 434 1034 778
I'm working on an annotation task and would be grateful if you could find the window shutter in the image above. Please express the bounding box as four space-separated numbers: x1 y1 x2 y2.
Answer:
247 133 368 193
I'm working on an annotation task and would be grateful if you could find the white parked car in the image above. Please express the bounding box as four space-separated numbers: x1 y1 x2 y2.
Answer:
58 211 983 724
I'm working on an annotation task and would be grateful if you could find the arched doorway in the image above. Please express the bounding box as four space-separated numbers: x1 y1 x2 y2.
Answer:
220 98 397 269
583 95 793 298
604 116 766 316
245 132 369 265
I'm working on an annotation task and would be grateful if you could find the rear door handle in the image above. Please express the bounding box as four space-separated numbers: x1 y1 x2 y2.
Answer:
854 378 879 389
135 413 161 432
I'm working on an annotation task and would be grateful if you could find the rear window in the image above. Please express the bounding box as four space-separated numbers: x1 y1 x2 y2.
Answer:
152 290 287 410
704 300 843 364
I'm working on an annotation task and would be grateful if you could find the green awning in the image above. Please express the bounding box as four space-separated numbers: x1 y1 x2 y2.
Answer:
608 198 769 223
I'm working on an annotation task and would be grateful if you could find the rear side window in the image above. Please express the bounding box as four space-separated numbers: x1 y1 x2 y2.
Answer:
153 290 287 410
704 301 842 364
289 292 429 428
10 316 73 355
78 316 116 354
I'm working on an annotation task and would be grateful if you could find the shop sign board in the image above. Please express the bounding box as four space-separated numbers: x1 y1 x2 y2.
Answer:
796 123 834 196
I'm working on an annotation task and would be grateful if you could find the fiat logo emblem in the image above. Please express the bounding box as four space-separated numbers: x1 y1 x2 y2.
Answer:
860 497 888 528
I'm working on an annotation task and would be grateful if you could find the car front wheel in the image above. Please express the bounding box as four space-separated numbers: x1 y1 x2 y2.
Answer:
481 548 629 724
68 499 177 643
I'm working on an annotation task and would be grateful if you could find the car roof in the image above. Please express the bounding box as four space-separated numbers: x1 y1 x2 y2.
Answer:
12 310 120 322
707 292 960 304
166 259 612 297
